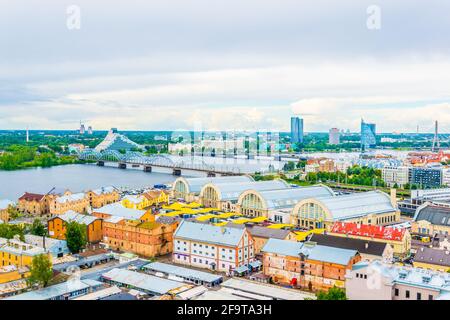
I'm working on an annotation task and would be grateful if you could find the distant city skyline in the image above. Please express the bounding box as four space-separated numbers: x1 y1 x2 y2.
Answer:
2 1 450 132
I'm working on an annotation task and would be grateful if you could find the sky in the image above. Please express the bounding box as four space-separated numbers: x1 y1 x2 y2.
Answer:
1 0 450 133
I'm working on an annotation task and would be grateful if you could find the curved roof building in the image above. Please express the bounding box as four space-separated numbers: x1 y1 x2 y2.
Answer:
291 190 400 229
94 128 143 152
172 175 253 202
237 185 335 217
411 203 450 236
200 180 290 208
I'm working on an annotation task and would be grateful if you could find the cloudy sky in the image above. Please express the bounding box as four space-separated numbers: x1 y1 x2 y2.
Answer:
1 0 450 133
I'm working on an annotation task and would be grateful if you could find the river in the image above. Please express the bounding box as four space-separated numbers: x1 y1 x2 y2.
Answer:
0 164 181 200
0 155 286 200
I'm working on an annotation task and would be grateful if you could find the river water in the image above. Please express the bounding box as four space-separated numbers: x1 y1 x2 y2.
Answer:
0 156 286 201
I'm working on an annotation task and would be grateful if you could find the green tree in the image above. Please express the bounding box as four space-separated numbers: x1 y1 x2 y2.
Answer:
30 219 47 236
28 254 53 288
65 221 87 253
316 286 347 300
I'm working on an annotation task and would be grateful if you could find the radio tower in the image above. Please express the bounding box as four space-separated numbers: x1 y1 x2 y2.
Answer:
431 120 440 152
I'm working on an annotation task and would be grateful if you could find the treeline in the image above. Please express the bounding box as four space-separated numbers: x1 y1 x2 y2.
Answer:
304 166 386 187
0 145 81 170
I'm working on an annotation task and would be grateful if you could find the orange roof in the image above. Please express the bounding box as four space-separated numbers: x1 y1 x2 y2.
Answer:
18 192 45 202
143 189 169 200
330 222 406 241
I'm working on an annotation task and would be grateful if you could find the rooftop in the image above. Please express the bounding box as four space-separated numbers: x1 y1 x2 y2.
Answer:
174 220 246 247
4 279 103 300
18 192 45 202
175 176 253 194
314 191 397 220
415 247 450 267
414 204 450 226
310 233 388 256
54 210 99 225
262 238 358 265
94 202 147 220
101 268 184 295
143 262 223 283
255 185 335 210
55 192 86 204
330 222 406 241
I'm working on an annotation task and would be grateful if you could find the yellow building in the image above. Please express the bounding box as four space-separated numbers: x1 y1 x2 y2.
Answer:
50 191 90 215
290 190 400 230
0 265 30 284
86 187 120 208
17 192 54 216
0 237 49 269
0 200 14 223
413 246 450 272
411 204 450 237
121 195 151 210
142 190 170 207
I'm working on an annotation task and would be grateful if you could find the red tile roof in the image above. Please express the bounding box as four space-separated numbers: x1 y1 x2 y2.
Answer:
330 222 406 241
18 192 45 202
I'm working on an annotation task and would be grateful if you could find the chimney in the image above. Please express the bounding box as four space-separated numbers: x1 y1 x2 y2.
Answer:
390 188 397 207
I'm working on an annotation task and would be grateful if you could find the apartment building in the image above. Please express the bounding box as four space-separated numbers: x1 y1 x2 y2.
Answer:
173 221 255 272
50 191 90 215
48 210 103 243
17 192 53 216
261 239 361 292
346 260 450 300
382 166 411 188
86 187 120 208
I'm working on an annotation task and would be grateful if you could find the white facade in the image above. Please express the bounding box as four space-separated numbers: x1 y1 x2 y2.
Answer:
173 226 254 273
442 168 450 187
382 166 410 188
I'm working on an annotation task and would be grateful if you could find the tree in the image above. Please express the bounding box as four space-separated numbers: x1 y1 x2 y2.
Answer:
28 254 53 288
316 286 347 300
65 221 87 253
30 219 47 236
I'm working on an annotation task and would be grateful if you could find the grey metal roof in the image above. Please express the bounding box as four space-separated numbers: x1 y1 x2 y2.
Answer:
314 190 396 220
205 180 290 201
174 220 245 246
143 262 223 283
179 176 253 194
94 203 147 220
4 279 103 300
262 238 358 265
310 234 387 256
414 204 450 226
415 247 450 267
101 268 183 295
56 210 99 225
227 224 292 240
256 185 335 210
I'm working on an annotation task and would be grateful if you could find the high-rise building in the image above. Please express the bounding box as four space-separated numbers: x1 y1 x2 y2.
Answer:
329 128 340 145
360 119 376 152
88 126 93 135
79 122 86 135
290 116 304 144
410 167 443 189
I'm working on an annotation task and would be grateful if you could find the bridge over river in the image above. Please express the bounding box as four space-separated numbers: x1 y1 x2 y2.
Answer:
77 150 243 177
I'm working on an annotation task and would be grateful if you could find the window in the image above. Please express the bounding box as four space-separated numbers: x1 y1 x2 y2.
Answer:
417 293 421 300
429 295 433 300
394 288 399 296
405 290 410 299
